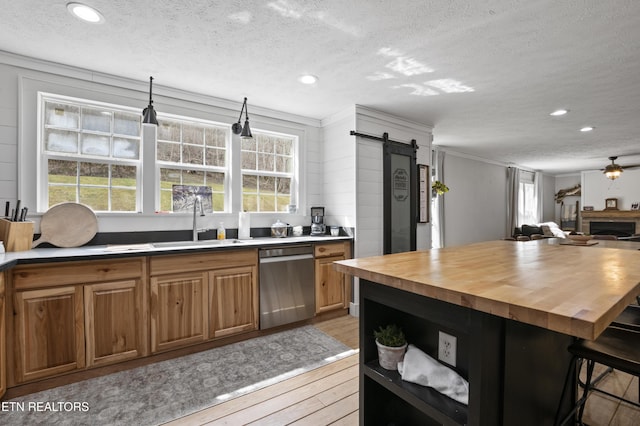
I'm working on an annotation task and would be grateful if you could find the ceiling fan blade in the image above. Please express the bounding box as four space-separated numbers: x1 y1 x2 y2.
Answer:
622 164 640 169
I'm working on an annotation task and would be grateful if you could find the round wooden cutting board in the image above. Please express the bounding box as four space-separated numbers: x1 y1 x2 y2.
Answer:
32 202 98 248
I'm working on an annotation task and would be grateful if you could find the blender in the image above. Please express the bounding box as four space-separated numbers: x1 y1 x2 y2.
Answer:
310 206 326 235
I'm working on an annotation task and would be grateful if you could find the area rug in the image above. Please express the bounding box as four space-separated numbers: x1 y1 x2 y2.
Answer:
3 325 353 426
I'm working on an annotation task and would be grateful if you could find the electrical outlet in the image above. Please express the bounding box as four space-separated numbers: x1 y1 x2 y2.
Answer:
438 331 457 366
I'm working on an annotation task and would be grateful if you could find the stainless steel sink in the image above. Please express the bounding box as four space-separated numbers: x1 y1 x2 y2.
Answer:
152 239 245 248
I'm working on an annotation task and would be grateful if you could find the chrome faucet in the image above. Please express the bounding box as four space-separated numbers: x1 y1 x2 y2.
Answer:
192 195 206 241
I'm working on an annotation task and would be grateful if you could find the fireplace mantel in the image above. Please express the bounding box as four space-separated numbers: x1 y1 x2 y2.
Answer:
581 210 640 234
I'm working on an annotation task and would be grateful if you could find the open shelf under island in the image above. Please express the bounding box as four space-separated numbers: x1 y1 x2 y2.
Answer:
335 240 640 425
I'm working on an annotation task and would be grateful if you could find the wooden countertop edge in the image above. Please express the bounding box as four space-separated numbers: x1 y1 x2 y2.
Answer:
334 260 639 340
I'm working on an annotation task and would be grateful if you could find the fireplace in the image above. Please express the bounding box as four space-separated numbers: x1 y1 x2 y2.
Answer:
589 221 636 237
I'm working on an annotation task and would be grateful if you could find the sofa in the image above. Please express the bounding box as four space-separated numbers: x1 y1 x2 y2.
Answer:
510 222 567 241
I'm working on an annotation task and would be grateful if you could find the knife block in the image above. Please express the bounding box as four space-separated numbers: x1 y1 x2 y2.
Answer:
0 218 34 252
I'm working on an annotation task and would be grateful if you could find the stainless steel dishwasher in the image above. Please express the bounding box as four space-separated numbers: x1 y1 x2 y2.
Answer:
259 244 315 329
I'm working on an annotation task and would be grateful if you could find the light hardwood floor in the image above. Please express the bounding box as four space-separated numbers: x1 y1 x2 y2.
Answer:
168 315 639 426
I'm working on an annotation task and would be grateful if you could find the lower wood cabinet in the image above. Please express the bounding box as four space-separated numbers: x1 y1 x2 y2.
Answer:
150 273 208 353
209 265 257 339
14 286 85 382
149 249 258 353
85 279 146 367
9 257 147 385
315 242 352 314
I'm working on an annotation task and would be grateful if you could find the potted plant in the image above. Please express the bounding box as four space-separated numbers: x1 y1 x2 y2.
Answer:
373 324 408 370
432 180 449 196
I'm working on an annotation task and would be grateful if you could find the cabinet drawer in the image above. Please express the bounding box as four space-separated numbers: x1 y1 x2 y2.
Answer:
12 258 145 290
149 249 258 276
315 242 349 258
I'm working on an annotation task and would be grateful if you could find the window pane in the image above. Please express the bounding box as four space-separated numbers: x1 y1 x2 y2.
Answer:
111 188 136 211
277 177 291 195
259 175 275 193
114 112 140 136
183 124 204 145
183 170 204 186
259 196 275 212
241 138 256 152
212 193 224 212
205 147 225 167
243 194 257 212
48 186 76 207
258 136 274 153
205 128 225 147
275 139 292 155
82 108 111 132
112 164 136 187
207 171 225 187
80 186 109 210
242 152 256 170
160 168 182 187
79 162 108 185
158 141 181 162
182 144 204 165
48 159 77 183
275 155 292 173
243 174 257 191
158 120 181 141
45 103 79 128
113 138 140 159
45 129 78 153
81 134 110 156
257 153 274 171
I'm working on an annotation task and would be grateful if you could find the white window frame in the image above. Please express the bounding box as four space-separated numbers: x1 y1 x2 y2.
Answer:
154 112 231 213
37 92 143 213
240 128 299 213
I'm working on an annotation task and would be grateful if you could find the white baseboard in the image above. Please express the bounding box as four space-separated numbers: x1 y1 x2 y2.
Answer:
349 302 360 317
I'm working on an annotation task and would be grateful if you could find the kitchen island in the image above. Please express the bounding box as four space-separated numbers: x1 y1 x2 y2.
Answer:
334 240 640 425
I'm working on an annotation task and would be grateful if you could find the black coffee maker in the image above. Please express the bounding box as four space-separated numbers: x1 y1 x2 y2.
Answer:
310 206 325 235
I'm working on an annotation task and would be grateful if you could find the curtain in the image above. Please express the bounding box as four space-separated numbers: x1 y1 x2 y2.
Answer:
534 171 543 223
431 149 446 248
506 167 519 237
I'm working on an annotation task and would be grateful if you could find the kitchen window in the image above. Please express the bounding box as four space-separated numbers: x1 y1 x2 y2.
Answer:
241 131 296 212
156 117 228 212
40 95 141 212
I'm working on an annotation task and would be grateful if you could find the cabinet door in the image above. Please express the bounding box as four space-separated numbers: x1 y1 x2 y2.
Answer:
150 273 208 353
209 265 258 339
0 273 5 398
315 255 348 313
84 280 143 367
14 286 85 383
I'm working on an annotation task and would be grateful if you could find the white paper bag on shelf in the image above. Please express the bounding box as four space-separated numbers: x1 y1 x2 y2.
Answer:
398 344 469 405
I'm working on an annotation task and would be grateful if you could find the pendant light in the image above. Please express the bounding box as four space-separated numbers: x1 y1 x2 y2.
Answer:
142 76 158 126
232 97 253 139
604 156 623 180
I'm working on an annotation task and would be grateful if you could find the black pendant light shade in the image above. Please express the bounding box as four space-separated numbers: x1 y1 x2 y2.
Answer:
142 76 158 126
232 97 253 139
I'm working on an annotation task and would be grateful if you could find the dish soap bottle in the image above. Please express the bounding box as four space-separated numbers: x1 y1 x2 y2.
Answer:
217 222 226 240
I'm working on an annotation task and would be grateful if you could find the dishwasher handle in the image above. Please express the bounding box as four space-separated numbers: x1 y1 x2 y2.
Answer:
259 253 314 264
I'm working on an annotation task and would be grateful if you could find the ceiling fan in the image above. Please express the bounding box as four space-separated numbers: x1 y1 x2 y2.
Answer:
601 156 640 180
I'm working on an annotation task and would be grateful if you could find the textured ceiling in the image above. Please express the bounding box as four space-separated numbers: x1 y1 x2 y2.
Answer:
2 0 640 175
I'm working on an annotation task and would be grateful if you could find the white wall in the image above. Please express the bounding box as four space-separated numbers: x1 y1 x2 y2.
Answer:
441 152 507 247
582 169 640 210
354 106 433 256
321 107 356 228
541 174 556 222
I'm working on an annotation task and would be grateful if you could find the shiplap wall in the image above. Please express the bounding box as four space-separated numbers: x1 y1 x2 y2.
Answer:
0 53 323 232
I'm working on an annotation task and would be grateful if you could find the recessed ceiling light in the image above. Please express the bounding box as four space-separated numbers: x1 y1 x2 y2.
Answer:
298 74 318 85
580 126 595 132
67 3 105 24
550 109 568 116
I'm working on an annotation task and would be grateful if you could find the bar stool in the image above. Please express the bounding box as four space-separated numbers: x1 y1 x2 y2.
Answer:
554 326 640 425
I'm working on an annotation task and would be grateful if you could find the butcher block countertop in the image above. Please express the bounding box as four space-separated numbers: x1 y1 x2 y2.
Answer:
334 240 640 340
